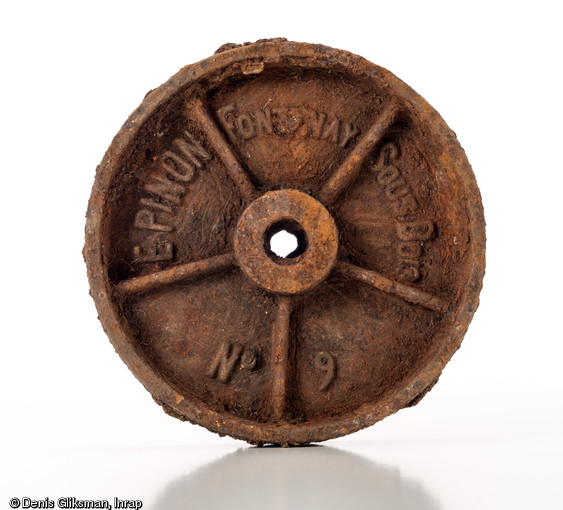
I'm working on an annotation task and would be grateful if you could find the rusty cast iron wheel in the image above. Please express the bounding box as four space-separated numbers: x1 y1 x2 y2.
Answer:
84 39 485 445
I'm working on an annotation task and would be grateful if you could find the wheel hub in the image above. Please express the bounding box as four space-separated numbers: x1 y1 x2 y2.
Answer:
234 189 338 295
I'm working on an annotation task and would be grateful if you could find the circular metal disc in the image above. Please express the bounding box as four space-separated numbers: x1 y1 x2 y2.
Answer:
84 39 485 445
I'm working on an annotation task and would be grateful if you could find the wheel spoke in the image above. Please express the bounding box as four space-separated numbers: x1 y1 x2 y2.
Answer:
336 261 449 313
190 96 258 201
317 103 400 206
116 253 235 296
270 295 293 421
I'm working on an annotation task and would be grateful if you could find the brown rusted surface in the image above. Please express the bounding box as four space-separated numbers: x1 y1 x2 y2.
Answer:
84 39 485 445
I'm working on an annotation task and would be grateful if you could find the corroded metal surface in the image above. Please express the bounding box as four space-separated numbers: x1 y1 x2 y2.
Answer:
84 39 485 445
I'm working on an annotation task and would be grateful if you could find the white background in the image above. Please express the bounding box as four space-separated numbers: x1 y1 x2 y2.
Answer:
1 1 562 509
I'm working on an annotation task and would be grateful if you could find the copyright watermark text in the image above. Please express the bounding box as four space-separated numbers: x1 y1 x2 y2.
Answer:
8 497 142 509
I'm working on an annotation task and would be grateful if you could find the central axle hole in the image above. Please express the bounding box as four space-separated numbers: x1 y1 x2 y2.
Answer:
270 230 298 258
265 220 308 262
